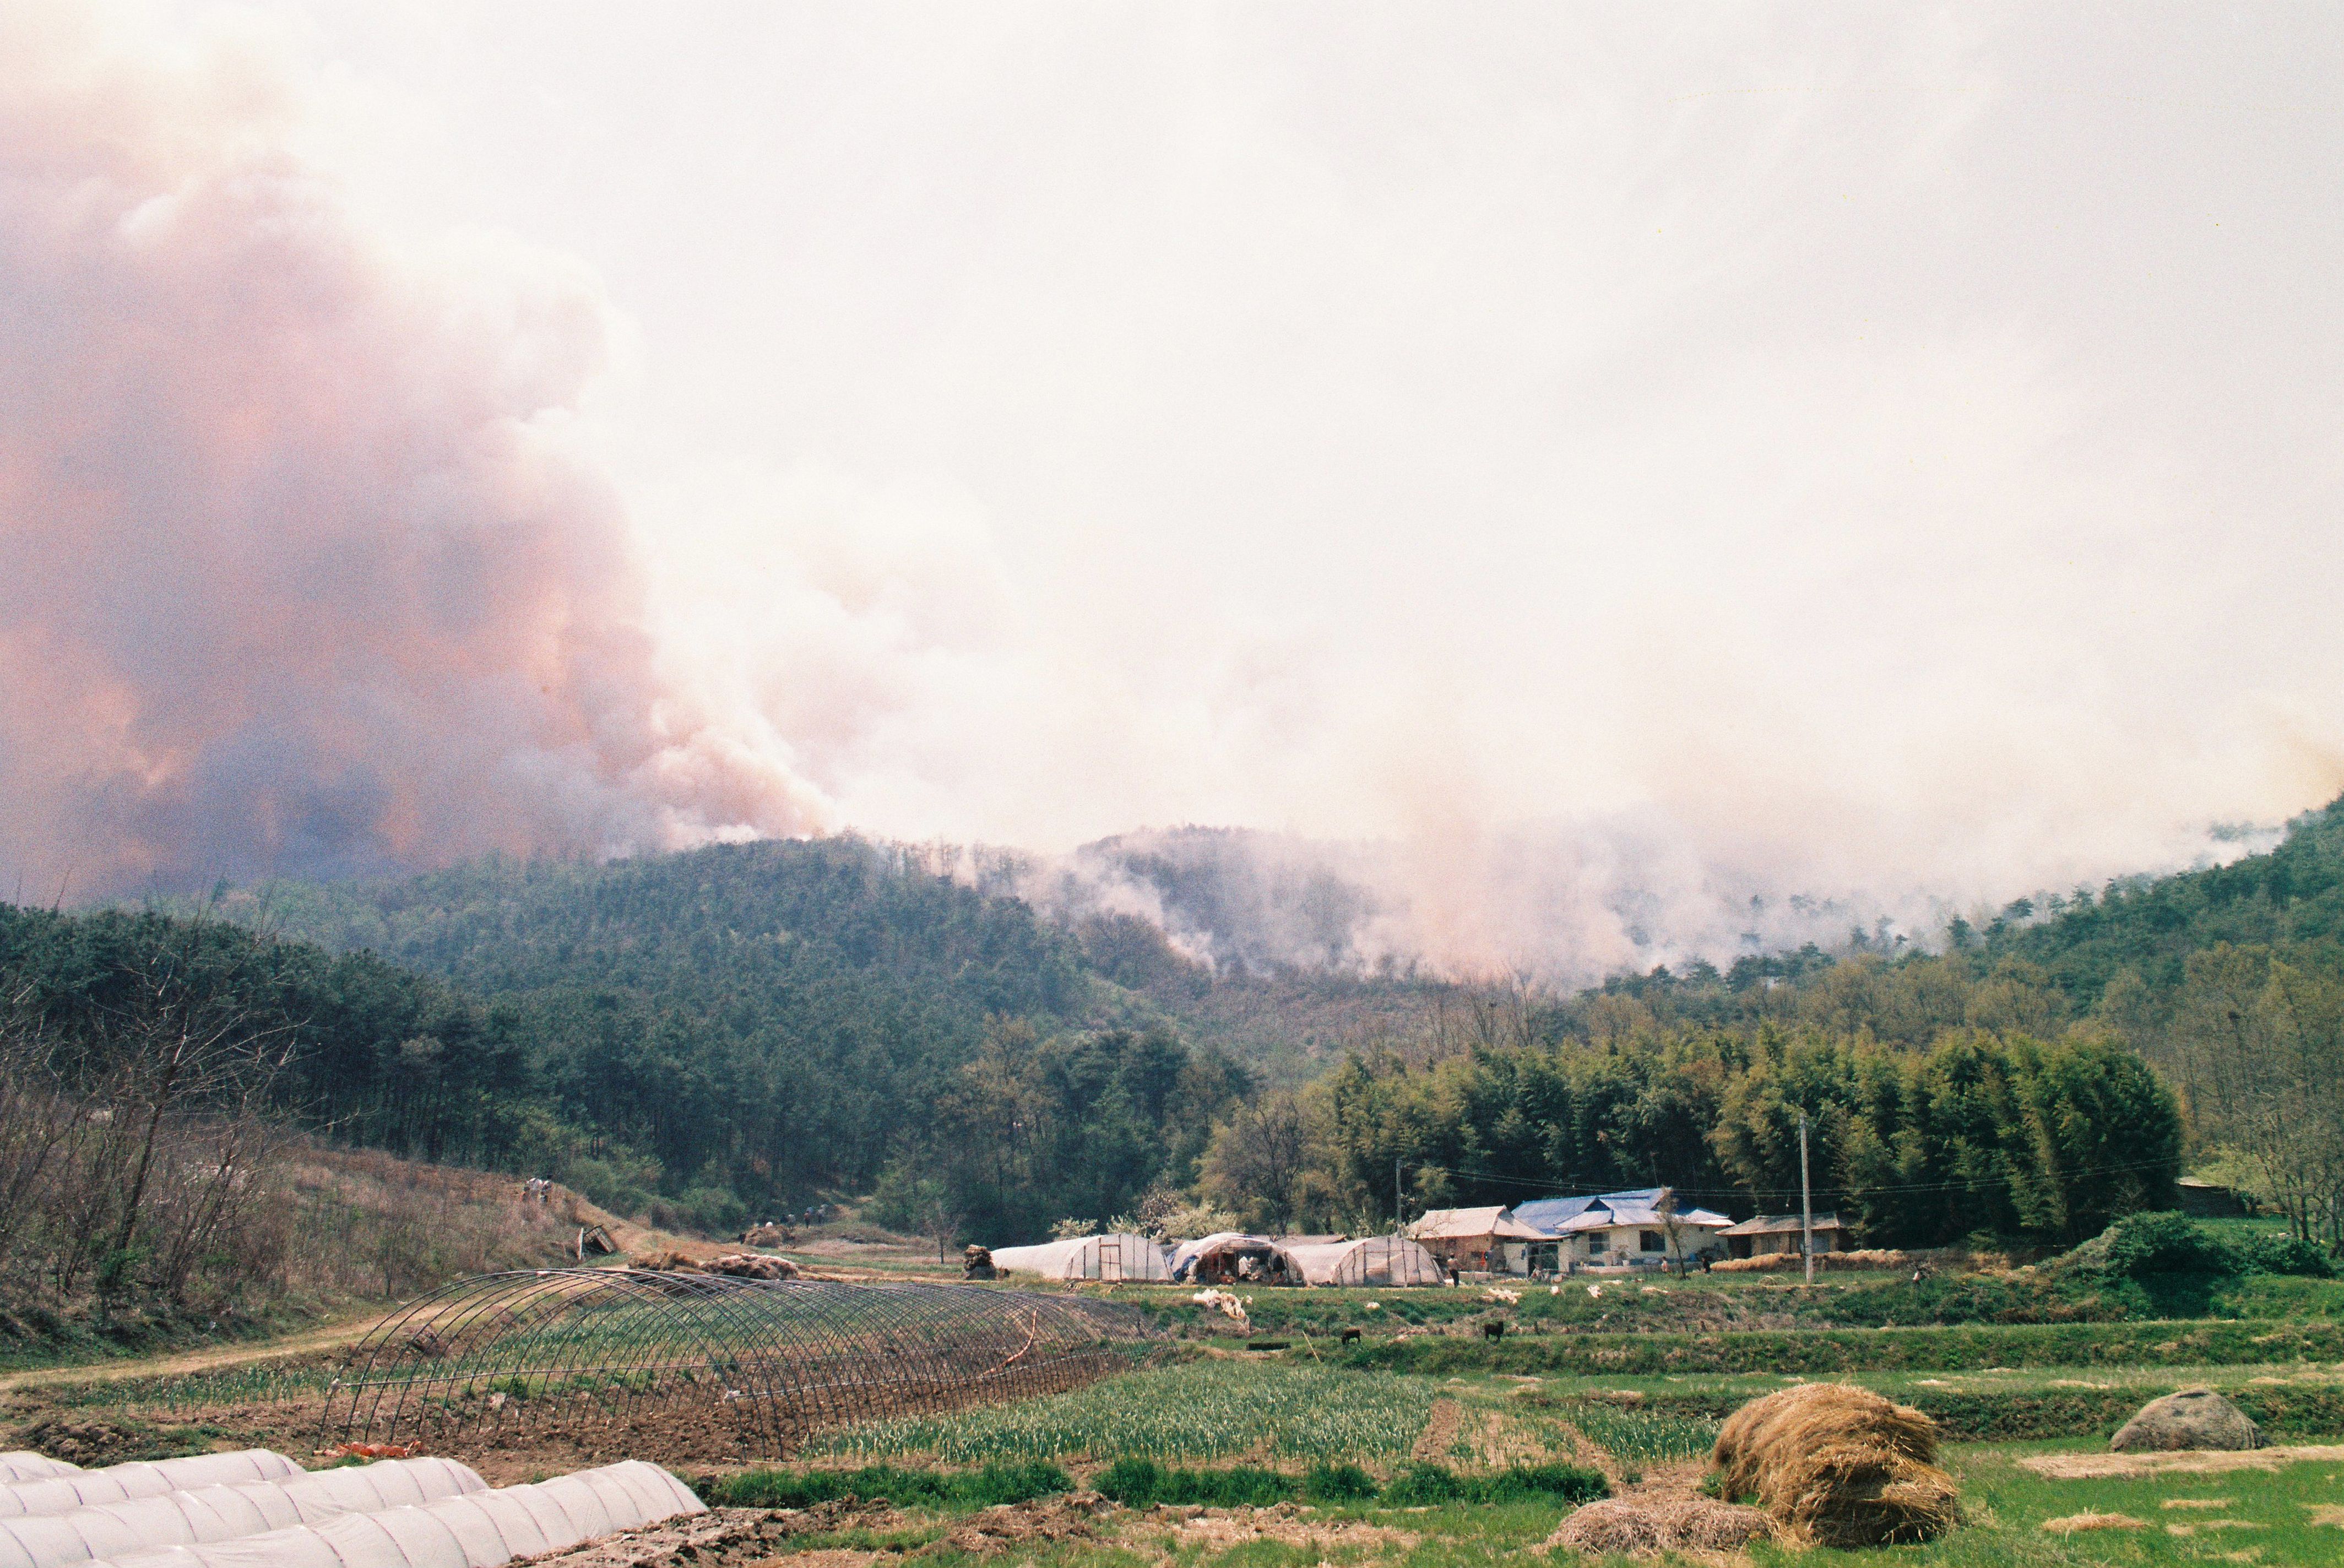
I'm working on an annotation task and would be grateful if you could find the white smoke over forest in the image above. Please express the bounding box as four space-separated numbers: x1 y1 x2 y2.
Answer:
4 2 2342 983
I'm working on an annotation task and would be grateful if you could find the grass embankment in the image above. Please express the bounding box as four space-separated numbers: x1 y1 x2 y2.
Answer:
703 1461 1076 1509
0 1299 331 1376
1340 1316 2344 1374
700 1456 1605 1511
1522 1373 2344 1445
1134 1278 1809 1336
0 1141 659 1376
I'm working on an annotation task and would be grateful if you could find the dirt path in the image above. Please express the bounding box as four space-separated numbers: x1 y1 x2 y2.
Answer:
0 1312 388 1395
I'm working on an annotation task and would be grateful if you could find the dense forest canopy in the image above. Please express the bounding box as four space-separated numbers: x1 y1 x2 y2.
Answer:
6 840 1268 1238
1472 795 2344 1249
8 795 2340 1260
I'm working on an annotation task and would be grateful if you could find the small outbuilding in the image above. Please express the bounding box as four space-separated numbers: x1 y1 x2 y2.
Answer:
1409 1207 1551 1275
1718 1212 1852 1259
2176 1177 2250 1219
989 1233 1174 1282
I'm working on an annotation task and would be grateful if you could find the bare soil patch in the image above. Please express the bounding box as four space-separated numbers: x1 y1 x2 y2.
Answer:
1410 1398 1463 1461
1148 1502 1418 1554
522 1503 907 1568
940 1493 1116 1553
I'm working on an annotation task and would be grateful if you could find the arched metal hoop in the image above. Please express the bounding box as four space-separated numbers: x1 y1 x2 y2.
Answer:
323 1272 1153 1458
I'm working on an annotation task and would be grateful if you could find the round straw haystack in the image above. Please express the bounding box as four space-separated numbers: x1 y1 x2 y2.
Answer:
1546 1497 1773 1557
1710 1382 1958 1547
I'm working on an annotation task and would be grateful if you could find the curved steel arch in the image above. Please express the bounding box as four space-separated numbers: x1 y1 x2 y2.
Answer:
323 1272 1153 1458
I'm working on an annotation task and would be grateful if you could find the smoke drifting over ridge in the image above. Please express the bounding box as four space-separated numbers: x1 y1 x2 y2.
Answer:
6 4 2344 986
1023 815 2277 990
0 8 820 892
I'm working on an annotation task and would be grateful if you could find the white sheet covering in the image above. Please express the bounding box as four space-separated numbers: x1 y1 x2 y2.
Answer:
0 1467 75 1490
0 1460 489 1568
1 1458 306 1519
82 1464 702 1568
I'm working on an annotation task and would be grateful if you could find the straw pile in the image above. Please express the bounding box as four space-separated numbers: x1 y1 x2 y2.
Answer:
1545 1498 1773 1556
1711 1382 1959 1547
1708 1248 1913 1274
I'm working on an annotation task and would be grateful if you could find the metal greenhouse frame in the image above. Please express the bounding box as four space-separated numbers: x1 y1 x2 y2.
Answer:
324 1271 1154 1457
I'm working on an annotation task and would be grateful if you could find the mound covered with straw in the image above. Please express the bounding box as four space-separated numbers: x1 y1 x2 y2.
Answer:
1710 1382 1958 1547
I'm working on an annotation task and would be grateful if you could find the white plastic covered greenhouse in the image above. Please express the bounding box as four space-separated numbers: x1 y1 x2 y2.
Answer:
989 1233 1173 1282
0 1462 76 1489
0 1457 489 1568
84 1462 700 1568
1 1456 307 1518
1277 1235 1446 1287
0 1453 701 1568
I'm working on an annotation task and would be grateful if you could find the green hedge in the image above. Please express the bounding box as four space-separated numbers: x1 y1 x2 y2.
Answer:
698 1461 1070 1510
1341 1320 2344 1376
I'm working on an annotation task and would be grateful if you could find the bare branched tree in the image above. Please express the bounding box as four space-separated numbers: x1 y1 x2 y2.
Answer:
1200 1092 1314 1233
2 912 304 1306
2178 948 2344 1250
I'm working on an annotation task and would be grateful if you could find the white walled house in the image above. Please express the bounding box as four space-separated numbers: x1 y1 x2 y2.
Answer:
1515 1189 1733 1268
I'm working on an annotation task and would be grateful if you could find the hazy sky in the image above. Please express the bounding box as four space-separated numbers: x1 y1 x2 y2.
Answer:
3 2 2341 967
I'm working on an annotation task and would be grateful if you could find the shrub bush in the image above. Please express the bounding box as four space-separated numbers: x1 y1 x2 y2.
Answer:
1093 1458 1295 1507
2240 1232 2337 1278
2071 1212 2238 1281
1301 1462 1381 1502
1379 1461 1607 1506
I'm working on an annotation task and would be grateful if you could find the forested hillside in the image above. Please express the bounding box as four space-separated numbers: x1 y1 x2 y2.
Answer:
17 799 2335 1274
113 839 1272 1236
3 841 1265 1249
257 840 1433 1088
1370 794 2344 1252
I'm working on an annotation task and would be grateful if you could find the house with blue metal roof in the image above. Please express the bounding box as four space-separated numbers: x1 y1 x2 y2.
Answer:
1513 1187 1733 1268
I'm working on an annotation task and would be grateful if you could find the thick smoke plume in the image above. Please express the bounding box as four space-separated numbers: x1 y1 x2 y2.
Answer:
0 8 818 895
6 4 2340 989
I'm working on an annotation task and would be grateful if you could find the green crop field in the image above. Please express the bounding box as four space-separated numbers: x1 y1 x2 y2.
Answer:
750 1284 2344 1568
802 1360 1437 1463
18 1217 2344 1568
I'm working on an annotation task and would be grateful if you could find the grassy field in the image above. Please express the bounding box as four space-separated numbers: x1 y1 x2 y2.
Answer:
10 1239 2344 1566
717 1267 2344 1567
671 1437 2344 1567
803 1361 1439 1463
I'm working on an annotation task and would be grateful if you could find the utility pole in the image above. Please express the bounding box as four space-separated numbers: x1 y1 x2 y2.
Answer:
1799 1112 1815 1287
1395 1155 1403 1233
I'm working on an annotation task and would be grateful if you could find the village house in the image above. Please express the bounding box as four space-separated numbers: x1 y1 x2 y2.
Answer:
1408 1206 1550 1275
1513 1188 1734 1268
